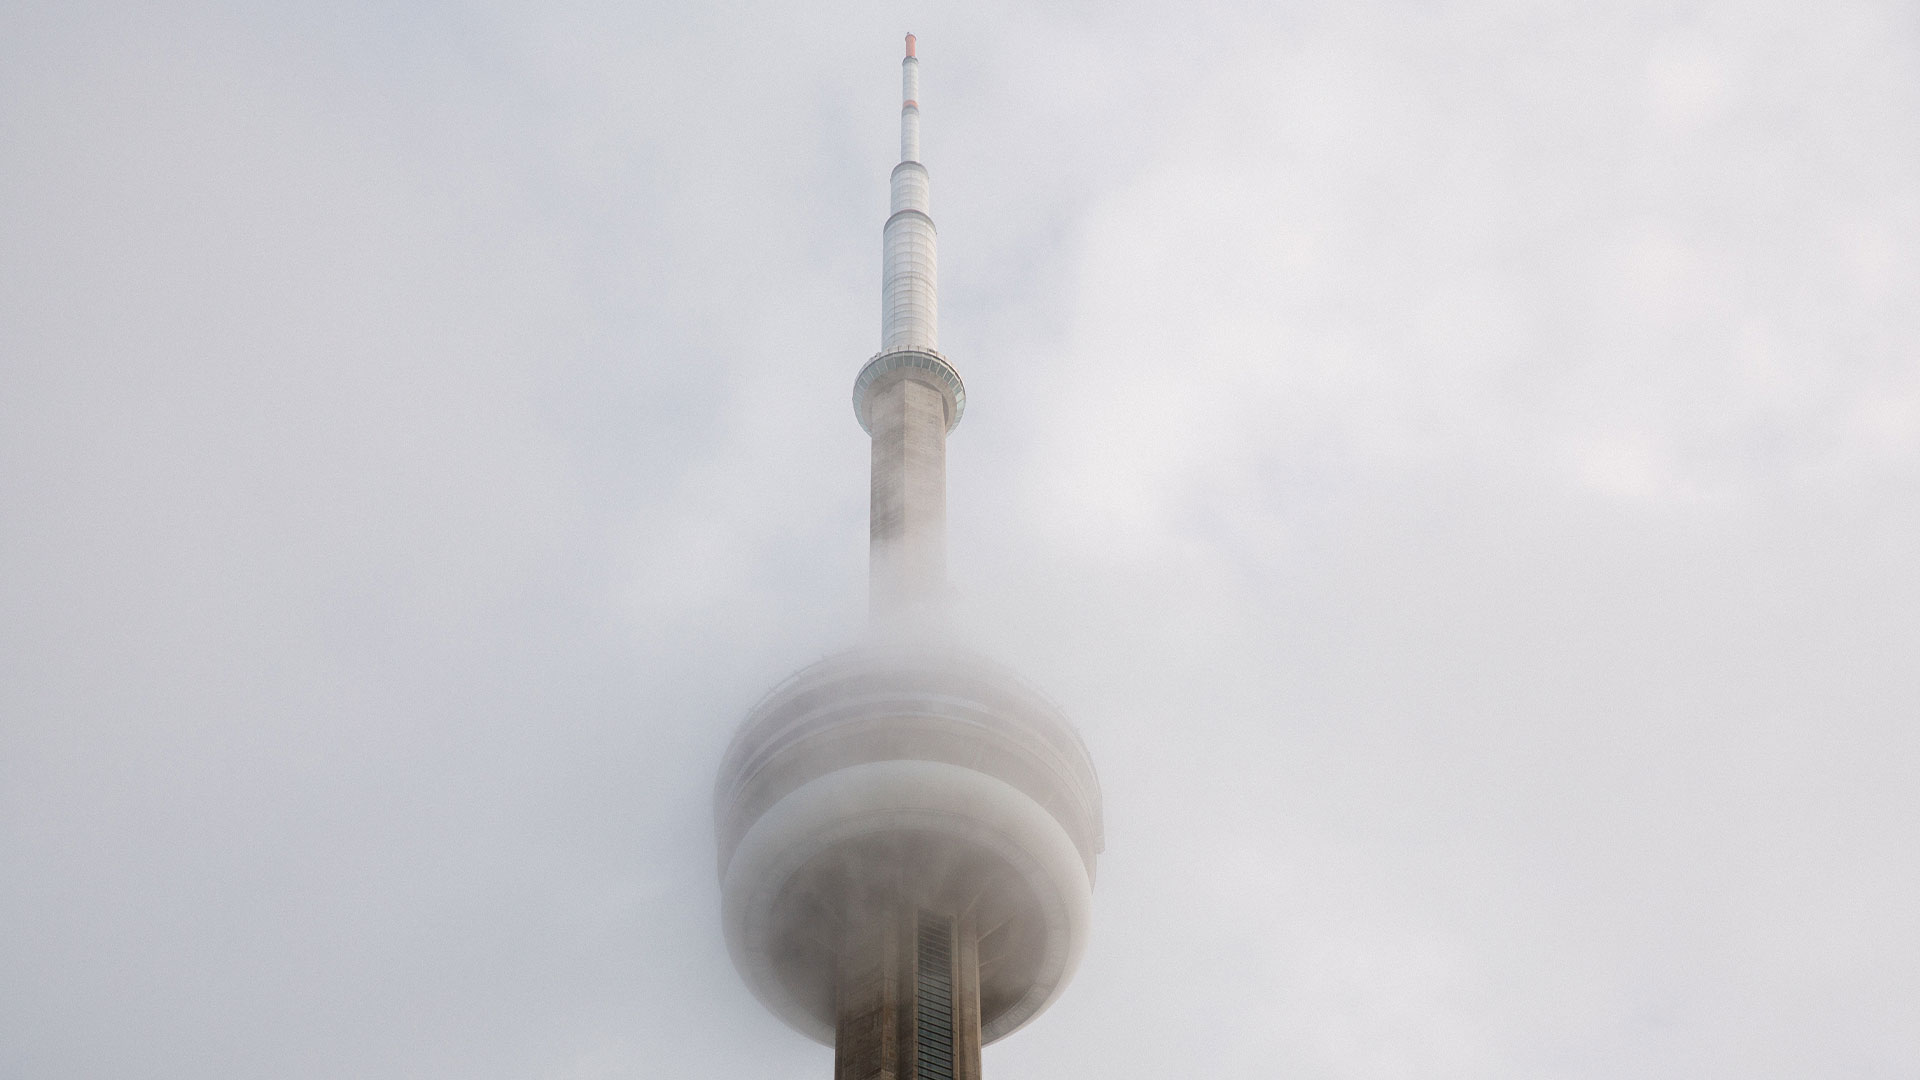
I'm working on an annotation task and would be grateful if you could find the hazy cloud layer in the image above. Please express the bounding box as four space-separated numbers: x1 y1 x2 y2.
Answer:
4 2 1916 1078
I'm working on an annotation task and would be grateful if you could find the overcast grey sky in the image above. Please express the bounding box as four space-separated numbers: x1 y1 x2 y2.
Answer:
4 2 1917 1078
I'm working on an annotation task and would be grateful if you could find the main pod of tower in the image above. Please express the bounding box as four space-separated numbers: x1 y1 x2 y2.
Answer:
713 36 1103 1080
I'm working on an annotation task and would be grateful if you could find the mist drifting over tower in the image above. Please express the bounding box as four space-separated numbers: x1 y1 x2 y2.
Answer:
714 35 1103 1080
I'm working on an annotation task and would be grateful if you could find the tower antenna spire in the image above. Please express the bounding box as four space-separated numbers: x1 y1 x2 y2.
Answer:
887 32 931 349
900 34 919 163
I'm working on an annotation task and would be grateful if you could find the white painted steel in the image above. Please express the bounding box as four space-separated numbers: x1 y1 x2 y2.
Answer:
901 56 921 161
884 53 936 353
882 216 938 352
890 162 930 215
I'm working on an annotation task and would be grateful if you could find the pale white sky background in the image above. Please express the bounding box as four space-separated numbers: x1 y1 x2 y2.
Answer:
4 2 1917 1078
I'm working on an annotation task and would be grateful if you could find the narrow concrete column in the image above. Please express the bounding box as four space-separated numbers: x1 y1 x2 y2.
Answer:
953 914 983 1080
835 904 903 1080
869 375 948 620
866 33 951 625
899 906 922 1080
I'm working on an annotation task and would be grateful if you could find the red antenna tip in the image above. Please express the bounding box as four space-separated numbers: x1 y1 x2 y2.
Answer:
905 33 916 58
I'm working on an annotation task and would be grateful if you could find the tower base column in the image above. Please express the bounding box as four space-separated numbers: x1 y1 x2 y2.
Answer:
834 904 901 1080
834 902 981 1080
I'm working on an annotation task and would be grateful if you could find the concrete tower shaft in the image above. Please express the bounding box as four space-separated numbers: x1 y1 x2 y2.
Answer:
858 34 966 621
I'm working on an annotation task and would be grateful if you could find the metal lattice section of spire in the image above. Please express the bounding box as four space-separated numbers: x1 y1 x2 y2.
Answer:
915 915 956 1080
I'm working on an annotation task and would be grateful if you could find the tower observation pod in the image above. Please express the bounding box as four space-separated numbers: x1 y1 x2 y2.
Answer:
714 35 1103 1080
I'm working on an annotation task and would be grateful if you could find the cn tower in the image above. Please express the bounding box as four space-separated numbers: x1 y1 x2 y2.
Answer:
714 34 1104 1080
